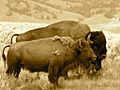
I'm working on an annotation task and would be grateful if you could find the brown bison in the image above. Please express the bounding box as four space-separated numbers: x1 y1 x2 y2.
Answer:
3 36 96 86
11 20 90 43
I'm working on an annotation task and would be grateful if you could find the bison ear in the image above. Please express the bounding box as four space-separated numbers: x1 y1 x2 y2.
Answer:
80 39 88 47
75 38 87 50
75 39 86 55
75 40 81 55
76 39 82 48
76 38 87 48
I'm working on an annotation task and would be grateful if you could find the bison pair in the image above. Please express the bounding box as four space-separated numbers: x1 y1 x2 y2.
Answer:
2 20 107 86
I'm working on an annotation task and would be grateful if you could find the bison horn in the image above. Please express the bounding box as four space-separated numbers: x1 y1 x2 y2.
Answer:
87 34 93 44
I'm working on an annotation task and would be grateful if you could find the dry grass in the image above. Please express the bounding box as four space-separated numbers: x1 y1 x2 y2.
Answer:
0 22 120 90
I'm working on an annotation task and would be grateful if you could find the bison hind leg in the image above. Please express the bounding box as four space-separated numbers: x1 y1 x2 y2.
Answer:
13 64 22 78
6 65 15 76
13 60 22 78
6 60 22 78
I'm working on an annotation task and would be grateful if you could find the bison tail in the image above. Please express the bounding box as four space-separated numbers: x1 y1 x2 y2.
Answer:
2 45 10 68
11 34 19 44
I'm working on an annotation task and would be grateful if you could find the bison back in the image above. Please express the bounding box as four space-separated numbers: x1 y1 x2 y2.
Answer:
16 21 90 42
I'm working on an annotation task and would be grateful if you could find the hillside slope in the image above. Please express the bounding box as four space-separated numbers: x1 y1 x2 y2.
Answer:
0 0 84 23
1 0 120 23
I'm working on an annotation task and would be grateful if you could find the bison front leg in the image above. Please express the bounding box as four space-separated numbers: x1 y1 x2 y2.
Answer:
60 68 69 79
48 65 59 88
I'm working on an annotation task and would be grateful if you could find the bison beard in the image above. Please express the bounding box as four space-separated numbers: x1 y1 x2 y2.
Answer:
3 36 96 87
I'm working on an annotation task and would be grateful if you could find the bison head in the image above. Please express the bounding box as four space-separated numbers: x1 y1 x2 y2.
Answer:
75 38 97 69
86 31 107 71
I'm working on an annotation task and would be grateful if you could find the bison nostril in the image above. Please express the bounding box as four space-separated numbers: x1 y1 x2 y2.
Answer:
94 56 97 59
101 55 106 59
93 56 97 61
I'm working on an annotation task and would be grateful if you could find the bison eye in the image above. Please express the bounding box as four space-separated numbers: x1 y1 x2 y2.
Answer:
93 46 99 51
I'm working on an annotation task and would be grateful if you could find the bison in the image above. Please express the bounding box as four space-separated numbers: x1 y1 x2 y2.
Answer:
11 20 90 43
2 36 96 86
10 20 107 73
